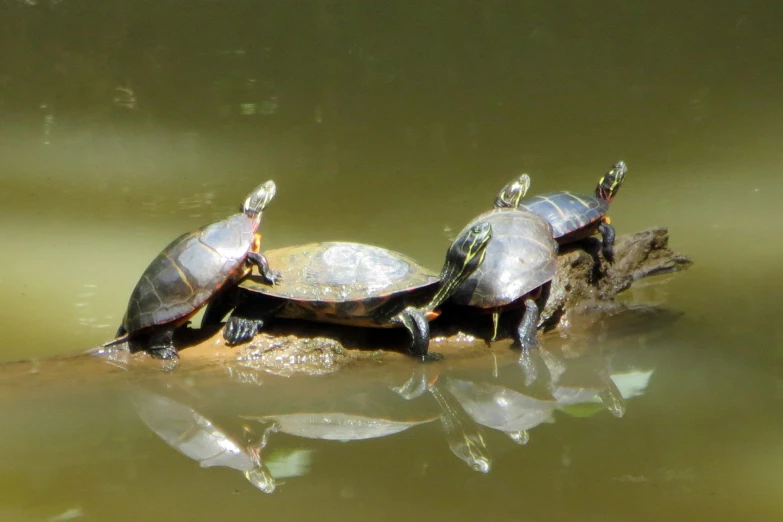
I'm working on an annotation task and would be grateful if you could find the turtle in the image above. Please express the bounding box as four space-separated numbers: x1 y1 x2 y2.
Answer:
427 378 492 473
203 221 493 361
496 161 627 262
104 181 281 360
442 376 556 443
132 388 277 493
449 174 559 354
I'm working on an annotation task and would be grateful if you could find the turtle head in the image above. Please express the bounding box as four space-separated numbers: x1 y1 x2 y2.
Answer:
595 161 627 202
494 174 531 209
450 221 493 277
428 221 493 311
241 180 277 217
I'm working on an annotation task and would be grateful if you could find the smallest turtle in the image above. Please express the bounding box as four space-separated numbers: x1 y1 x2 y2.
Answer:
497 161 627 261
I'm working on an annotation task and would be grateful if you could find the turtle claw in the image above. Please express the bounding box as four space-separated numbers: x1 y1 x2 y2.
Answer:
224 318 238 345
146 328 178 361
149 345 179 361
241 319 260 343
267 270 282 285
224 316 260 346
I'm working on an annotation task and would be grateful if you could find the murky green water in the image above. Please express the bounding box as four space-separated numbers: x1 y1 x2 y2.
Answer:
1 1 782 520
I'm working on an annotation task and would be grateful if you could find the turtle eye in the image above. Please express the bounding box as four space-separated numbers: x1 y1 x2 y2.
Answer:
471 222 491 237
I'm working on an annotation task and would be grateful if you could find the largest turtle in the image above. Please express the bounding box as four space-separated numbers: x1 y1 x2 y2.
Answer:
105 181 280 360
203 222 493 361
496 161 627 261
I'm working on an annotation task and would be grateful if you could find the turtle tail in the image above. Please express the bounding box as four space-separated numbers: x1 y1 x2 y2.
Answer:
100 333 130 348
99 324 130 348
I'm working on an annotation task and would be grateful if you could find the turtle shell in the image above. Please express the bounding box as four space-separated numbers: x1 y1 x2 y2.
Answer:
450 208 557 309
517 192 608 239
123 213 257 333
238 242 440 327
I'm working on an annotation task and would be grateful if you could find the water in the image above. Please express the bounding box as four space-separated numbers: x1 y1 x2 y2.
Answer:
1 1 781 520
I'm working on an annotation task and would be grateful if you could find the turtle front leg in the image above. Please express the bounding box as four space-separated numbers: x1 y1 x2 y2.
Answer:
598 221 616 263
148 327 179 360
247 251 282 285
516 298 540 384
395 307 443 362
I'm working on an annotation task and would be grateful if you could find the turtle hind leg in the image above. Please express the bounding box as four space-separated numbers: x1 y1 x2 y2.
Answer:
201 287 238 328
598 221 616 263
147 327 179 360
224 316 263 346
516 298 540 350
516 298 540 384
222 299 283 346
395 307 443 362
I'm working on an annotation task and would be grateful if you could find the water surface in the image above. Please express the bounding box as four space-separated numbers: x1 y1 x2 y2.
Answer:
0 1 781 520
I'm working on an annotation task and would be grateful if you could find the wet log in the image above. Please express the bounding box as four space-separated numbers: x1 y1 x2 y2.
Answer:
540 226 693 328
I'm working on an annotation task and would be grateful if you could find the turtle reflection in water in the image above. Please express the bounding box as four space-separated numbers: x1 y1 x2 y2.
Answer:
204 222 493 361
442 377 556 444
241 412 437 442
553 367 637 419
427 380 492 473
131 389 279 493
391 368 491 473
242 377 491 474
105 181 280 360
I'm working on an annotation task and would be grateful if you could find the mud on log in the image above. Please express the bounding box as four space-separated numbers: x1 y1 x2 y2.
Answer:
540 226 693 328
